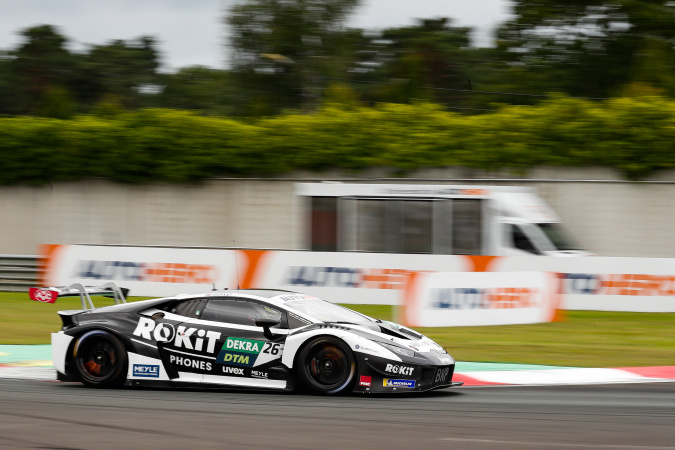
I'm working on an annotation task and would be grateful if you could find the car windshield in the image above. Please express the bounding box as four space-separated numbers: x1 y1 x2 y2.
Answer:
538 223 584 251
284 298 374 324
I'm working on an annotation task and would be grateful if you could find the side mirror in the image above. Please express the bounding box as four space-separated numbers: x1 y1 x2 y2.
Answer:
255 318 281 340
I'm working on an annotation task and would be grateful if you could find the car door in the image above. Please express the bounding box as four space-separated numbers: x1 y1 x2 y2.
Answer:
132 298 212 382
194 297 290 387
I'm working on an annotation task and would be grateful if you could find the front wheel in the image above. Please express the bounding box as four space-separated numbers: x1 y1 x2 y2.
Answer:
73 330 128 388
297 337 356 395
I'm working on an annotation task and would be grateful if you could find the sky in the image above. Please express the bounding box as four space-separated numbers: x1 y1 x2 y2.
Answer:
0 0 513 72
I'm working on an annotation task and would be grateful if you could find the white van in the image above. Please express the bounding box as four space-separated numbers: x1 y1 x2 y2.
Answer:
296 183 588 256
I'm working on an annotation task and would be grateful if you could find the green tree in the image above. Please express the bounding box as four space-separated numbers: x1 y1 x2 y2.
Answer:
72 36 161 109
495 0 675 98
226 0 361 115
9 25 76 115
157 66 236 115
348 18 476 109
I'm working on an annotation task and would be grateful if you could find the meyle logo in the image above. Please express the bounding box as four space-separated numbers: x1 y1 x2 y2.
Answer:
359 376 372 387
385 364 414 376
383 379 416 388
133 364 159 378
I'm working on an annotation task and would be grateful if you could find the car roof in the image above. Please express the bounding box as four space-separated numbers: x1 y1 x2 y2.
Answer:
176 289 294 300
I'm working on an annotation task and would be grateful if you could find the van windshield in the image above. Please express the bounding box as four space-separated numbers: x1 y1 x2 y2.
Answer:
538 223 583 251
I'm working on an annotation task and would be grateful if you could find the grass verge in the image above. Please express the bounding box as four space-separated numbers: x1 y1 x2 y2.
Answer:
2 293 673 368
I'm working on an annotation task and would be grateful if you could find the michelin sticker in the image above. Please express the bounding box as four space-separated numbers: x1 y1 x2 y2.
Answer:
383 378 416 388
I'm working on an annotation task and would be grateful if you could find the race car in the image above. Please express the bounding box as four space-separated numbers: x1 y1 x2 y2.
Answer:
31 283 462 394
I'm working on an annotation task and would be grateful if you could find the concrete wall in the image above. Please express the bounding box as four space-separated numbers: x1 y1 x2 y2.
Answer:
2 168 675 257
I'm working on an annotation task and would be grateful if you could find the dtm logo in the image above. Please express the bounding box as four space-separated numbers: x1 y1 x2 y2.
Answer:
383 379 416 388
132 364 159 378
435 367 450 383
133 317 221 353
385 364 414 376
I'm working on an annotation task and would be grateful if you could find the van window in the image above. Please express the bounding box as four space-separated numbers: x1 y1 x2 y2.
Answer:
356 199 387 252
310 197 337 251
538 223 582 251
402 201 433 253
453 200 482 255
510 224 540 254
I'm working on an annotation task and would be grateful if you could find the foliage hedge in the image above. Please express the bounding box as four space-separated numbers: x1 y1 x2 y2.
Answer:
2 96 675 185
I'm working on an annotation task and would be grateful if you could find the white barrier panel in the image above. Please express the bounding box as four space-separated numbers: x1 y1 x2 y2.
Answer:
241 250 471 305
41 245 239 297
400 272 561 327
41 246 675 311
483 256 675 312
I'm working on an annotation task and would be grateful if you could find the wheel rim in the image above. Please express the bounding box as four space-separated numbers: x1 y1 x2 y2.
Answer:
304 343 353 391
77 337 119 380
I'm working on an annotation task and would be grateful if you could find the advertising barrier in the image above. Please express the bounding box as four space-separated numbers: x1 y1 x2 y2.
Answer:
400 271 561 327
40 245 675 312
41 244 239 297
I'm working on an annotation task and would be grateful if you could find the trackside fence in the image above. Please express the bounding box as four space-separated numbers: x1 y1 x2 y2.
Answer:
0 255 39 292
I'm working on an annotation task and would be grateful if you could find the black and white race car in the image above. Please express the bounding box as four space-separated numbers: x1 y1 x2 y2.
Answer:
32 283 462 394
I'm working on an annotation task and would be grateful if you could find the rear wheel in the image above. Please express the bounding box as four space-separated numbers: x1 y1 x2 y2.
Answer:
73 330 127 388
297 337 356 395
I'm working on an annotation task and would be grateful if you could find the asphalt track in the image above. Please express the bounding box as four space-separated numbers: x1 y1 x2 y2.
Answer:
1 379 674 450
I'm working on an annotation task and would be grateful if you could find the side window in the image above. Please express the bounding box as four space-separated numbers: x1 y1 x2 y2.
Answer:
510 224 540 254
452 199 482 255
288 312 312 329
168 299 207 319
201 299 284 328
310 197 338 252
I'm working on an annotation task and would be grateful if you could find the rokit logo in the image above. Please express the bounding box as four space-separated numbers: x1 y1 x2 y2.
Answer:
385 364 414 376
133 317 221 353
435 367 450 383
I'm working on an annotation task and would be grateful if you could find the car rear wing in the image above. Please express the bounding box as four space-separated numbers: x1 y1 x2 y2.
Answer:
29 282 129 310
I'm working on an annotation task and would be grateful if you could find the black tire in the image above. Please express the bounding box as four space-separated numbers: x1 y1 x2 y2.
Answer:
297 336 356 395
73 330 128 388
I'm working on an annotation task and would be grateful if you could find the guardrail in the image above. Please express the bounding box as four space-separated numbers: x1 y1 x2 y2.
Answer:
0 255 39 292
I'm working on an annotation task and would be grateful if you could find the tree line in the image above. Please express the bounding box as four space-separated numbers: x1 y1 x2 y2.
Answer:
2 0 675 118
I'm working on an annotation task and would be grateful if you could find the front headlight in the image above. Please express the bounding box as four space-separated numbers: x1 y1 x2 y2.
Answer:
380 342 415 357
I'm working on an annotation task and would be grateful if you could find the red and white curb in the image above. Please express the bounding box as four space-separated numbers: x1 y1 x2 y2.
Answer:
2 364 675 386
455 366 675 386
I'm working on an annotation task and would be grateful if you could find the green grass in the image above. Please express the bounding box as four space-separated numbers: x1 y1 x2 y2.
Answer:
2 293 674 368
